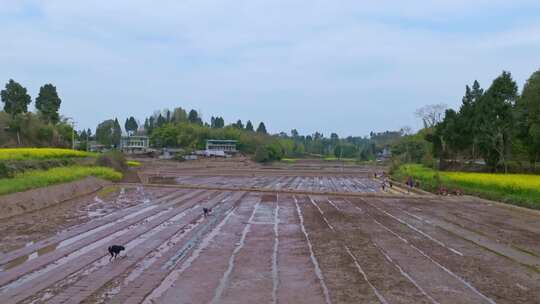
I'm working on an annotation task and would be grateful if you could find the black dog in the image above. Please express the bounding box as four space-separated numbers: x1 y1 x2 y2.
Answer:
108 245 125 261
203 207 212 217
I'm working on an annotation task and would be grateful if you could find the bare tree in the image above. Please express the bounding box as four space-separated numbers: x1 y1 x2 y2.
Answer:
400 126 413 136
415 103 448 128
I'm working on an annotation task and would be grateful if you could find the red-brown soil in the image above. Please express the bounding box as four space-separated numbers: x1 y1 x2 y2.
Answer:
0 159 538 303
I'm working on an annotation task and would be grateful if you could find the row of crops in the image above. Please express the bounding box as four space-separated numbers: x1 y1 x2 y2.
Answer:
393 164 540 209
0 148 122 195
0 166 122 195
0 148 96 161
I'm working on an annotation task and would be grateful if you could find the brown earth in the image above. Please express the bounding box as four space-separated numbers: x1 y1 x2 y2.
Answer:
0 177 109 220
0 158 538 303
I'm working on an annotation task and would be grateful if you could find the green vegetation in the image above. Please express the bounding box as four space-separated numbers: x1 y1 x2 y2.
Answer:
95 151 128 172
0 158 77 179
124 116 139 135
95 118 122 148
0 166 122 195
420 69 540 173
127 160 141 167
1 79 74 147
393 164 540 209
0 148 95 161
35 84 62 124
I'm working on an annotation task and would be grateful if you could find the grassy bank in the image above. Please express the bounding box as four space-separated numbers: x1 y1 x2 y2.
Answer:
127 160 142 167
0 166 122 195
393 164 540 209
0 148 95 161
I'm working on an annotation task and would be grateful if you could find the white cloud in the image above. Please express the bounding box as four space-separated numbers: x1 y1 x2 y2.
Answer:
1 1 539 135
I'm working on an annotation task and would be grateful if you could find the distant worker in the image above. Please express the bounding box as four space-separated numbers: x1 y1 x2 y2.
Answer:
203 207 212 217
406 176 413 193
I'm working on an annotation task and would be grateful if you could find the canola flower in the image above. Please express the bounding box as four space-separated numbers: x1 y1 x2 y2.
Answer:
0 148 96 161
395 164 540 209
127 161 142 167
0 166 122 195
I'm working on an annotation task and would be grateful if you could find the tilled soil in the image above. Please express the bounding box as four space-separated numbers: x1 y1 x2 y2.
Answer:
0 186 174 254
0 171 539 303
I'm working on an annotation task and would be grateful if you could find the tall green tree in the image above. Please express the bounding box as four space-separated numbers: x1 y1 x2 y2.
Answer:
459 80 484 158
130 117 138 133
113 118 122 147
172 107 188 123
245 120 254 132
515 69 540 168
188 109 202 125
96 119 115 147
125 118 131 134
35 84 62 124
124 116 138 135
156 114 166 127
234 119 244 129
211 116 225 128
1 79 32 144
256 122 267 134
475 71 518 172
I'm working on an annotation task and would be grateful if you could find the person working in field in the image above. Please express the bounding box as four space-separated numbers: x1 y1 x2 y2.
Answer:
406 176 414 193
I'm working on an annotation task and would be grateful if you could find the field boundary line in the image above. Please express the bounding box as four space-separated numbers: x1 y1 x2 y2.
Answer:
117 182 431 199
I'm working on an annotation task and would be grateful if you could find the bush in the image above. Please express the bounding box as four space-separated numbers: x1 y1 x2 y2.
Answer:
37 126 54 142
0 162 10 178
95 151 128 172
254 146 271 163
266 142 284 161
0 112 75 147
421 152 436 169
388 158 401 175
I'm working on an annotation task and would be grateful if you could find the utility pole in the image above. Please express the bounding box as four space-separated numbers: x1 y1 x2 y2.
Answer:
66 117 76 150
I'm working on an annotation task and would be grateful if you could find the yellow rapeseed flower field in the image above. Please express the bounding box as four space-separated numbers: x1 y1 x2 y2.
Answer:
395 164 540 209
127 160 142 167
444 171 540 193
0 148 96 161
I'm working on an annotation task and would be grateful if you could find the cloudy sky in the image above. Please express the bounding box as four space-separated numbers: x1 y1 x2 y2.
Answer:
1 1 540 137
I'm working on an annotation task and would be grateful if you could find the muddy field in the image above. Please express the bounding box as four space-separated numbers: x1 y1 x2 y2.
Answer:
0 161 539 303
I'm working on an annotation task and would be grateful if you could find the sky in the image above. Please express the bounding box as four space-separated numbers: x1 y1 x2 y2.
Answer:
1 1 540 137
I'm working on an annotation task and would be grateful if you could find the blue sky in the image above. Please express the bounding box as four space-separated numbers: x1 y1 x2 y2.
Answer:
1 1 540 137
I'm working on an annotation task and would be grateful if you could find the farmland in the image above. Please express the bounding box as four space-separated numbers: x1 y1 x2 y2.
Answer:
0 166 122 195
0 158 538 303
0 148 95 161
0 148 122 195
394 164 540 209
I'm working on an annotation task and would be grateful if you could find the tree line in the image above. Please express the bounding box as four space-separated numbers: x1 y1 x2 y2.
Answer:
429 70 540 172
0 79 73 147
386 69 540 173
